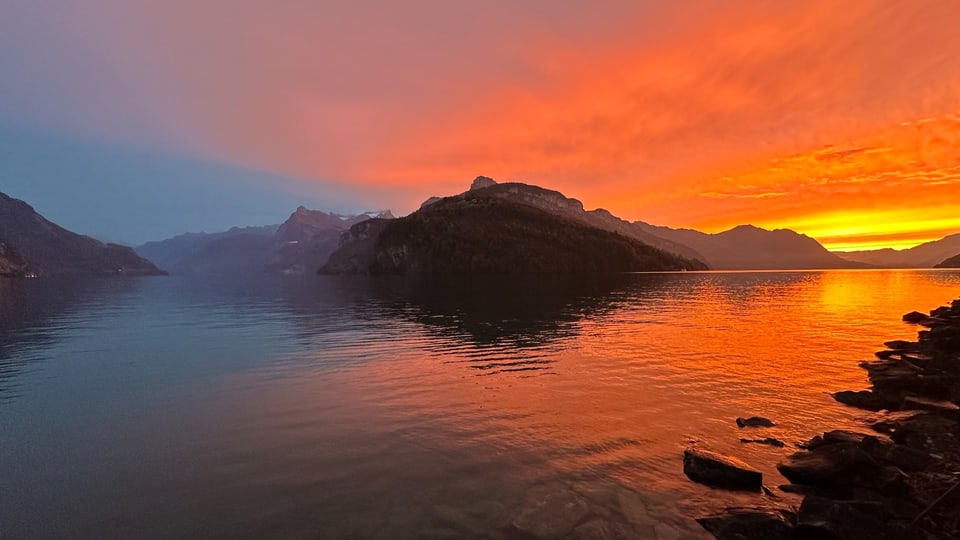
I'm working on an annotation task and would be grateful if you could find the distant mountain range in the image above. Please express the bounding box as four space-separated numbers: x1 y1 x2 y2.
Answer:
321 176 863 273
834 234 960 268
136 208 394 274
323 179 706 274
0 192 164 277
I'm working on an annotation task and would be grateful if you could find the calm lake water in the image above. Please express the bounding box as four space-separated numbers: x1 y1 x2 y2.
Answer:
2 270 960 539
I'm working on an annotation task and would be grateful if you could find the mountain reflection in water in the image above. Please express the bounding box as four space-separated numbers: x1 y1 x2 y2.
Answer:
1 270 959 539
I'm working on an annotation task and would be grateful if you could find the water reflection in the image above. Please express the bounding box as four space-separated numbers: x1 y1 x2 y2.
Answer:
2 270 960 539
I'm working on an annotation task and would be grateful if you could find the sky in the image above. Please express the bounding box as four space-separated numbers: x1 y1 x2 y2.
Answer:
2 1 959 249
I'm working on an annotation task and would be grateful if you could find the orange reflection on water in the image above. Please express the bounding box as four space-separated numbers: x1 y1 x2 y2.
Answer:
208 270 960 537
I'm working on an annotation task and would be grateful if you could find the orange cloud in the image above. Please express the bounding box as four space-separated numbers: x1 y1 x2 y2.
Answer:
8 1 960 250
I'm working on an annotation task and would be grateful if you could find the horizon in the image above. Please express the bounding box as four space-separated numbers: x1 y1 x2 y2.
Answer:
3 1 960 250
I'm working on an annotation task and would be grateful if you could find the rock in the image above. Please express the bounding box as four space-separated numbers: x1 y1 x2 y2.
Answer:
696 507 795 540
793 496 900 540
833 390 895 411
884 340 919 352
890 413 960 455
821 430 873 446
739 437 786 448
875 349 897 359
682 448 762 491
901 395 960 414
777 442 906 496
469 176 498 191
571 519 635 540
615 489 655 528
736 416 775 428
510 486 591 540
903 311 928 323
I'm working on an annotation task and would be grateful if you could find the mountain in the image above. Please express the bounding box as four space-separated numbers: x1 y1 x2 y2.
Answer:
135 225 279 274
270 207 394 274
136 208 393 274
633 222 864 270
322 178 706 275
421 177 706 262
0 192 165 277
935 253 960 268
836 233 960 268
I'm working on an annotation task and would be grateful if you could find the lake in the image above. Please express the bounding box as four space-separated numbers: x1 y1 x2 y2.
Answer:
2 270 959 539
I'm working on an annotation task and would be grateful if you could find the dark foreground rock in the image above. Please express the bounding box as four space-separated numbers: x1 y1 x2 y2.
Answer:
695 298 960 540
736 416 776 428
696 507 794 540
683 448 762 491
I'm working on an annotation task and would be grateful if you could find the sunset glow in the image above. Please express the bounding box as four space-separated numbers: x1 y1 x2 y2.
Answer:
3 0 960 248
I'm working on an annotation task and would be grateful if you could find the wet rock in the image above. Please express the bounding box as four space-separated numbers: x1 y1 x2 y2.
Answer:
682 448 762 491
890 413 960 455
901 395 960 414
570 519 634 540
615 488 656 529
821 430 873 446
510 486 591 540
884 340 919 352
696 507 795 540
736 416 775 428
739 437 785 448
903 311 928 323
777 442 906 496
833 390 895 411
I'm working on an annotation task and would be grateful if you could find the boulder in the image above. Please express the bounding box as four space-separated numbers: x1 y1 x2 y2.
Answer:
793 496 903 540
901 395 960 414
736 416 775 428
696 507 795 540
777 442 906 496
903 311 928 323
884 340 919 352
683 448 762 491
833 390 895 411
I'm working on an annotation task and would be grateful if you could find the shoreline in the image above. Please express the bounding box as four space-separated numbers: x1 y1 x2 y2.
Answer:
693 297 960 539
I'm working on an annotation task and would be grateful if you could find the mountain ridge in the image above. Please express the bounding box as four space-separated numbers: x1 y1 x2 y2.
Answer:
835 233 960 268
0 192 165 277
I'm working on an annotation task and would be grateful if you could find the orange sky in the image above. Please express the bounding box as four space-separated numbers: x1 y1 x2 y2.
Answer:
4 0 960 249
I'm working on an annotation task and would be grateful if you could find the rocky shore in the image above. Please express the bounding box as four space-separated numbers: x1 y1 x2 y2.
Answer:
689 298 960 539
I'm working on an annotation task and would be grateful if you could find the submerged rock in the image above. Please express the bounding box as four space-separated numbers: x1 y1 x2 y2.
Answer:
739 437 786 448
696 507 795 540
736 416 775 428
510 486 591 540
683 448 762 491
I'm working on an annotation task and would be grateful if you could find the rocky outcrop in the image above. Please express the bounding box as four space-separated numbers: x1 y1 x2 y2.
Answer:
322 188 707 275
0 192 164 276
682 448 763 491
